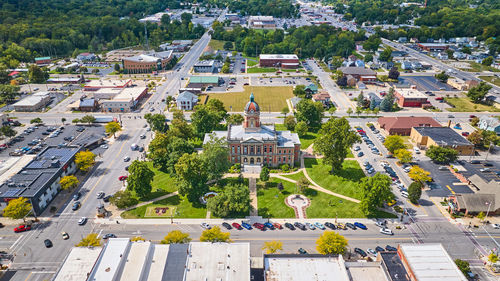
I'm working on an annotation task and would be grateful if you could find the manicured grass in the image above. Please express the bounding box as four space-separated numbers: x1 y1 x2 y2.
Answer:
208 86 293 112
128 162 177 202
208 39 226 51
479 76 500 87
445 97 500 112
247 67 277 73
282 170 306 182
305 187 365 218
247 60 258 67
257 178 296 218
305 158 365 200
121 195 207 219
462 62 499 73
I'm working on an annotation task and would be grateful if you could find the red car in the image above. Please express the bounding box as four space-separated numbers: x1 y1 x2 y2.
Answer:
118 176 128 181
273 223 283 229
435 97 444 101
469 115 476 118
252 223 265 230
232 222 242 230
14 225 31 233
462 132 470 137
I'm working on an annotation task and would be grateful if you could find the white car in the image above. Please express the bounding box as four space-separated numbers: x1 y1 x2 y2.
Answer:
493 224 500 229
100 144 108 149
78 217 87 225
123 156 131 162
201 223 211 229
375 221 386 228
380 228 393 235
401 191 409 198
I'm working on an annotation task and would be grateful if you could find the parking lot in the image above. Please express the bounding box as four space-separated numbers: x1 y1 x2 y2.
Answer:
0 124 107 157
399 76 456 92
417 160 473 197
461 160 500 182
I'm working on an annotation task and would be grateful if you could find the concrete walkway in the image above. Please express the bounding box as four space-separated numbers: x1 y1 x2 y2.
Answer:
249 177 258 216
122 191 179 212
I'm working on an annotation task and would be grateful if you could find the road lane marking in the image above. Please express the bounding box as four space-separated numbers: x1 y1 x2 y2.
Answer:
446 185 456 195
23 272 32 281
9 235 24 250
97 229 103 238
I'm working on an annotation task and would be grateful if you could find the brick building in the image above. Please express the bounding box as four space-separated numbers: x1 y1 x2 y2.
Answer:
122 51 173 74
410 127 474 155
259 54 300 69
394 88 429 107
204 94 300 167
378 117 441 136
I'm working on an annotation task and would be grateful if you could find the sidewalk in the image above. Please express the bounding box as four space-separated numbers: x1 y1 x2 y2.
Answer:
249 177 258 216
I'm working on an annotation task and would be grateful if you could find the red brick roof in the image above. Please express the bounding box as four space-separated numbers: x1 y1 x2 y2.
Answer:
378 117 441 131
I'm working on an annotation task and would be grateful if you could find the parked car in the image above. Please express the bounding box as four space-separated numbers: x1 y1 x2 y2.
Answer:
354 222 367 230
375 220 386 228
337 223 346 230
264 222 275 230
385 245 397 251
354 247 367 257
285 222 295 230
346 223 356 230
325 222 336 230
103 233 116 239
123 156 130 162
314 222 325 230
78 217 87 225
73 192 81 201
72 201 81 211
492 224 500 229
232 222 242 230
357 151 364 157
375 246 385 253
222 222 232 230
44 239 53 248
14 225 31 233
305 222 316 230
201 223 211 229
96 191 105 199
118 176 128 181
61 232 69 240
294 222 306 230
103 195 112 203
380 228 394 235
253 223 265 231
273 223 283 229
367 248 377 256
241 222 252 230
298 248 308 254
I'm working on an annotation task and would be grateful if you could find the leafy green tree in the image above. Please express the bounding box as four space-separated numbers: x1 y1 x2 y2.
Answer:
316 231 348 255
109 190 138 209
363 35 382 52
161 230 192 244
80 115 96 125
175 153 209 203
379 47 392 62
454 259 470 276
105 121 122 138
296 177 310 194
281 106 290 118
394 149 412 164
380 91 394 112
482 56 494 66
477 211 486 221
0 84 20 102
0 126 16 139
284 115 296 131
127 161 155 198
388 67 400 80
409 166 431 184
207 184 250 217
467 82 492 103
346 107 353 116
293 85 306 97
435 71 449 83
200 226 231 242
408 181 422 204
75 150 96 172
223 41 233 50
337 75 347 87
384 135 406 154
260 166 270 182
61 117 66 124
262 240 283 254
59 175 79 190
364 53 373 62
148 133 194 174
295 99 324 128
359 173 393 215
76 233 101 247
191 100 226 137
3 197 32 220
144 113 167 132
425 146 458 164
30 118 43 124
314 117 361 173
295 121 308 137
201 135 230 181
226 114 244 125
130 236 145 242
28 65 48 83
169 109 194 140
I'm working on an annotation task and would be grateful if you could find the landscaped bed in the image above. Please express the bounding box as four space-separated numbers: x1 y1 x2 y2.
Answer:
121 194 207 219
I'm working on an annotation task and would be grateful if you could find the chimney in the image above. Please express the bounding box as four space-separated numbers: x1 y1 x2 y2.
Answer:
447 120 451 127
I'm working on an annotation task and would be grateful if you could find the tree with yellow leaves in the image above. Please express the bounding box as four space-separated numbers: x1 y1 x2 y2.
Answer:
262 240 283 254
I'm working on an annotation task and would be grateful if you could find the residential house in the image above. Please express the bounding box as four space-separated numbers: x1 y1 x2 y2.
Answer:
401 61 413 70
176 91 198 110
312 90 331 108
478 116 500 135
304 84 319 96
436 53 448 60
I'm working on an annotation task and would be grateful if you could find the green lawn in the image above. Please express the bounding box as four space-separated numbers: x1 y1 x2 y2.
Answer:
257 178 296 218
305 158 365 200
208 39 226 51
282 170 306 182
121 194 207 219
128 162 177 202
247 60 258 67
445 97 500 112
208 86 293 112
461 62 499 73
247 67 277 73
479 76 500 87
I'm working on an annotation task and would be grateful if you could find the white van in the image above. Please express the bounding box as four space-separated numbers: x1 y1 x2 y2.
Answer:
413 147 420 154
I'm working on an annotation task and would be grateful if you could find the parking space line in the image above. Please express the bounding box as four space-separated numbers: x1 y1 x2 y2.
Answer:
446 185 456 195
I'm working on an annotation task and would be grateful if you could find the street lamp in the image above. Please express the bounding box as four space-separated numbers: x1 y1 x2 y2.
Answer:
485 201 492 219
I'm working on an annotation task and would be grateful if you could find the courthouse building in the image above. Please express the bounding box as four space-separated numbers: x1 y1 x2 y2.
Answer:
204 94 300 167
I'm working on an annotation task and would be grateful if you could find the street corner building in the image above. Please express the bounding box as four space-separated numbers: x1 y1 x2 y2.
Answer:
204 94 301 167
0 146 82 215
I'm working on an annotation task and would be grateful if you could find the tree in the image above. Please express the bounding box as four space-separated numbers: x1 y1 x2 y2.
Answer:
488 252 499 263
359 173 393 215
114 63 121 73
109 190 138 209
202 135 230 181
80 115 96 125
482 56 494 66
175 153 209 203
295 99 324 128
221 64 230 73
384 135 406 154
0 84 20 102
130 236 145 242
260 166 270 182
61 117 66 124
296 177 310 194
281 106 290 118
388 67 400 80
364 53 373 62
147 133 194 174
477 211 486 221
408 166 431 184
329 106 337 116
28 65 48 83
357 92 365 107
454 259 470 276
262 240 283 254
127 161 155 198
355 106 362 116
72 118 80 124
470 117 480 127
30 117 43 124
295 121 308 137
373 107 380 116
434 71 449 83
293 85 306 97
226 114 244 125
380 91 394 112
394 149 412 164
316 231 348 255
362 35 381 52
336 75 347 87
346 107 353 116
408 181 422 204
75 150 96 172
161 230 192 244
207 184 250 217
199 226 231 242
223 41 233 50
277 182 284 191
105 121 122 138
425 146 458 164
75 233 101 247
284 115 296 131
379 47 392 62
314 117 361 173
3 197 32 219
59 175 79 190
144 113 167 132
0 126 16 139
467 82 492 103
191 101 226 137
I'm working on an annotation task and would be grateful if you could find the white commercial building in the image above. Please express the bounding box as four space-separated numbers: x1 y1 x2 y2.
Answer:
13 92 51 112
176 91 198 110
53 247 102 281
101 87 148 113
84 79 132 91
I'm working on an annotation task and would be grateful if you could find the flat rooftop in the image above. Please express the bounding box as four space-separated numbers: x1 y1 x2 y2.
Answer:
259 54 299 60
113 87 147 101
396 88 427 99
87 238 130 281
53 247 102 281
120 242 151 281
413 127 472 146
264 255 349 281
399 244 467 281
345 262 389 281
86 79 131 88
13 95 48 107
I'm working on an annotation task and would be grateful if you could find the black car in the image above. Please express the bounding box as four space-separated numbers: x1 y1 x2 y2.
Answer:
346 223 356 230
354 247 367 257
298 248 307 254
385 245 397 252
222 222 232 230
325 222 336 230
73 192 81 201
103 195 112 203
294 222 306 230
103 234 116 239
125 165 130 171
44 239 53 248
375 246 385 253
72 201 81 211
284 223 295 230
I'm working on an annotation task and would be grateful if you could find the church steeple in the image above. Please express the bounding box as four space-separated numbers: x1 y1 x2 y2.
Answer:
243 93 260 130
